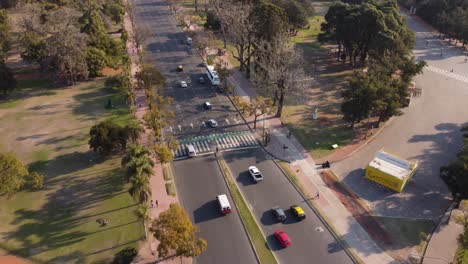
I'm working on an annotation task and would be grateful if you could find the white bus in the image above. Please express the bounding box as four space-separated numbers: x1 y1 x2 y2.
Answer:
205 65 220 86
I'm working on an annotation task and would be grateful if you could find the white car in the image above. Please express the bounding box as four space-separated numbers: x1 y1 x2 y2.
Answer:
249 166 263 182
207 119 218 128
180 81 188 88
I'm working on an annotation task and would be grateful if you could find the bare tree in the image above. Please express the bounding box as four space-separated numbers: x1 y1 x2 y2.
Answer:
244 97 275 129
221 1 255 76
254 36 306 117
192 33 212 61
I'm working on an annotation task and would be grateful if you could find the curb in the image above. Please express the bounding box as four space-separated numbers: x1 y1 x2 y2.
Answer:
271 159 360 264
214 153 264 264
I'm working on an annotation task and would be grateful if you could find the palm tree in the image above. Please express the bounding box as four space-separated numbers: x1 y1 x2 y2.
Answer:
122 144 154 182
125 120 144 143
129 168 152 203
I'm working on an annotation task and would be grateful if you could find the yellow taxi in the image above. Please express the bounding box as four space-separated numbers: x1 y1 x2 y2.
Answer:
290 205 306 220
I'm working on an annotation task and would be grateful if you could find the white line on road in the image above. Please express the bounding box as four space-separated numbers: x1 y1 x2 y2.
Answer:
190 123 193 129
225 119 230 125
178 125 182 131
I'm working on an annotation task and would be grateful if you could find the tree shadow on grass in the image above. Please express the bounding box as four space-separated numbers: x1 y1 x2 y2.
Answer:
4 154 127 259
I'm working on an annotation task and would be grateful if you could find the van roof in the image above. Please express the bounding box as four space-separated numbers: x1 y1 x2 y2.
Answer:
217 194 230 207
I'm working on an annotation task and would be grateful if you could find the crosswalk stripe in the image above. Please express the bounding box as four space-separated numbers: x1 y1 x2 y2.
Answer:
238 135 248 146
222 138 231 148
242 134 253 145
216 138 222 148
225 137 234 148
231 136 240 147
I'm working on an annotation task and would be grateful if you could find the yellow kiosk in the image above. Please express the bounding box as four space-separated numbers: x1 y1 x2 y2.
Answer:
365 150 418 192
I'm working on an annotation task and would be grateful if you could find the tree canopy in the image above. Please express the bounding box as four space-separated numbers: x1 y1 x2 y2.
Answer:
441 126 468 199
0 152 44 197
89 120 130 155
150 203 207 259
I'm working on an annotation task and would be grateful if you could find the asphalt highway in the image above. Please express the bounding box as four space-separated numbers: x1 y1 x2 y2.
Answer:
133 0 248 138
173 155 258 264
223 148 354 264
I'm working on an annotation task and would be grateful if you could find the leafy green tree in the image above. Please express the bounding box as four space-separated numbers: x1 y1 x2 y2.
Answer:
112 247 137 264
124 119 143 143
89 120 128 155
103 2 125 24
441 126 468 199
150 203 207 259
0 61 17 96
0 0 20 9
0 10 11 62
129 170 151 203
0 152 44 197
20 32 47 63
135 64 165 90
153 144 173 164
86 47 108 77
121 144 154 182
275 0 309 36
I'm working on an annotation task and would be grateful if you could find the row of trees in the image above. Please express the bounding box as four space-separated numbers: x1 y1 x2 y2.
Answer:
317 0 426 126
399 0 468 45
18 0 126 85
0 9 17 96
198 0 310 117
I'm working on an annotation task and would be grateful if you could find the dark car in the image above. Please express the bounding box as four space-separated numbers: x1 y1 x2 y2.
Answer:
271 206 286 222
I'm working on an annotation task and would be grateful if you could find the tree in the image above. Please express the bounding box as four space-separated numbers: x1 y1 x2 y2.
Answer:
440 126 468 199
20 31 47 63
0 61 17 96
192 33 211 61
279 0 309 36
86 47 108 77
44 26 89 84
0 152 44 197
150 203 207 259
124 119 144 143
135 64 165 90
121 144 154 182
103 2 125 24
0 9 11 62
129 169 151 203
153 144 173 164
89 120 129 155
254 36 306 117
244 97 274 129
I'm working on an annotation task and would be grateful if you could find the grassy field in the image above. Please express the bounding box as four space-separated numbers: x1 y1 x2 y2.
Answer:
0 76 144 263
375 217 434 259
217 156 277 264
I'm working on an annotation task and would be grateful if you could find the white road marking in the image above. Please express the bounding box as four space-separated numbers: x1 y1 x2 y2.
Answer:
190 123 193 129
225 119 230 125
178 125 182 131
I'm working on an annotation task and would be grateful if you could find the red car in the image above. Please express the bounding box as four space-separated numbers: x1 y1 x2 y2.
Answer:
274 229 292 247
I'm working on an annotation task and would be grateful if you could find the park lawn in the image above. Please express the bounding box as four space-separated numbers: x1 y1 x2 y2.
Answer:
374 217 434 260
0 77 143 263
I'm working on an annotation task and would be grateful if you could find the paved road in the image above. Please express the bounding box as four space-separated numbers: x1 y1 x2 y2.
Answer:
223 148 353 264
173 155 258 264
133 0 248 139
333 11 468 220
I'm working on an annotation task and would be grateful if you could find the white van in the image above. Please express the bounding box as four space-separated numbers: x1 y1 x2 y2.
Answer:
216 194 231 214
186 144 196 157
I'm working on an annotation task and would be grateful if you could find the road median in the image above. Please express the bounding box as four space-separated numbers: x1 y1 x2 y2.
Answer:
216 154 278 264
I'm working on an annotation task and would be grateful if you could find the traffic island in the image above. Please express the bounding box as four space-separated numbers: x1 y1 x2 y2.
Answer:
216 154 278 264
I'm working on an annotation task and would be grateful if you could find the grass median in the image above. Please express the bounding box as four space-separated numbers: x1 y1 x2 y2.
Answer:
217 155 277 264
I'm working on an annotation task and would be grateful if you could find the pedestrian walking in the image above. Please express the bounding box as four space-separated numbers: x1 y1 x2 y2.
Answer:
155 200 159 207
288 131 292 138
316 191 320 199
150 200 154 208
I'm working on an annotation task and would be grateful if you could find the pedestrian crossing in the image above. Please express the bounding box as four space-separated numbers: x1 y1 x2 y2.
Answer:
425 65 468 84
173 131 258 158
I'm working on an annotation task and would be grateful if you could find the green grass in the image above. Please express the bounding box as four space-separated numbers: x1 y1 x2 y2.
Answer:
455 244 468 264
277 161 308 196
0 99 21 109
375 217 434 253
165 182 176 197
217 156 277 264
0 75 143 263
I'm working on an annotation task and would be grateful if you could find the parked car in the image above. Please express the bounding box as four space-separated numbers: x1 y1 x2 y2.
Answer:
216 194 231 214
186 144 196 157
207 119 218 128
274 229 292 247
179 81 188 88
290 205 306 220
177 65 183 72
199 76 205 84
201 61 208 67
248 166 263 182
186 37 192 45
203 102 212 110
271 206 287 222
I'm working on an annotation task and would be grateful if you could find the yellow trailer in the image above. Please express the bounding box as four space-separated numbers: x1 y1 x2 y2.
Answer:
365 150 418 192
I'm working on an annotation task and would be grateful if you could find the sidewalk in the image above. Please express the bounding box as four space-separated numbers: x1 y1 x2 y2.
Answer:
123 9 190 264
222 58 395 264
